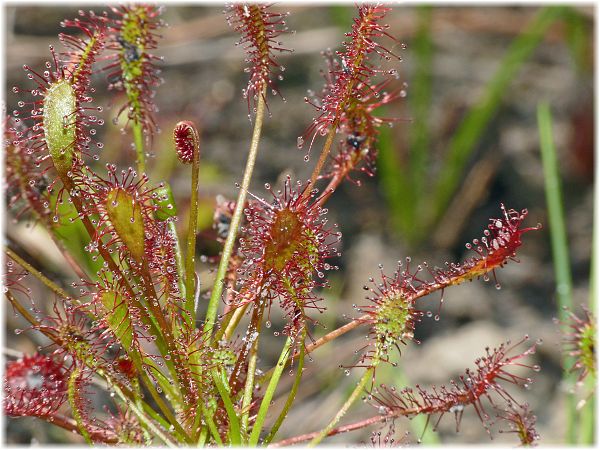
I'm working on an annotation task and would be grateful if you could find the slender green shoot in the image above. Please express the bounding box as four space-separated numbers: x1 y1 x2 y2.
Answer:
204 89 267 336
263 328 307 444
429 6 564 228
212 368 242 445
132 121 146 175
185 133 201 327
308 366 375 446
537 101 577 444
248 337 294 445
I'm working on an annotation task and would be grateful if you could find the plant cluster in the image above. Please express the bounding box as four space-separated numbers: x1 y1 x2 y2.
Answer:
3 4 552 446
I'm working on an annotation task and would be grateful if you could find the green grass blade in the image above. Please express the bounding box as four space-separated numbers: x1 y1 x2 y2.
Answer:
212 368 242 445
408 6 433 234
201 404 224 446
429 6 565 228
378 126 413 238
249 337 293 446
537 101 577 444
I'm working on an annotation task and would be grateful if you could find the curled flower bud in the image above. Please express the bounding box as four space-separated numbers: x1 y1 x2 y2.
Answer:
173 121 200 164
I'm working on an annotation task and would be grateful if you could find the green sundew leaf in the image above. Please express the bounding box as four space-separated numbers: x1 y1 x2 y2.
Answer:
100 291 134 351
105 188 146 262
68 367 92 444
153 182 178 222
50 191 102 274
43 80 77 178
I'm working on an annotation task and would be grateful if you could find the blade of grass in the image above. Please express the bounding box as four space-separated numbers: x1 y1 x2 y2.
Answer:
263 328 307 444
377 126 413 238
429 6 565 228
407 6 433 243
248 336 293 446
537 101 577 444
212 368 242 445
201 404 224 446
563 7 593 74
378 7 433 246
577 152 596 445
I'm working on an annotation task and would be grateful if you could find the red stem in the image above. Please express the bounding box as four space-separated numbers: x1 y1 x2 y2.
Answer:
48 413 118 444
269 414 386 447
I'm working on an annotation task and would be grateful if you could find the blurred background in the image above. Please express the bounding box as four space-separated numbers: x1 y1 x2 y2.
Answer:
4 4 594 445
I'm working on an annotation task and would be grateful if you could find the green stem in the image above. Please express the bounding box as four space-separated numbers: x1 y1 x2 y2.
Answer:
132 121 146 175
308 366 375 446
263 328 307 444
169 220 187 302
205 89 267 336
185 144 201 327
537 101 577 444
68 367 93 444
241 305 264 439
248 336 294 445
201 404 224 446
111 381 178 447
5 247 71 300
212 368 242 445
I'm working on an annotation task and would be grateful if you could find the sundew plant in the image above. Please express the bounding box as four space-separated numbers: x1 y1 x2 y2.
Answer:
3 3 592 446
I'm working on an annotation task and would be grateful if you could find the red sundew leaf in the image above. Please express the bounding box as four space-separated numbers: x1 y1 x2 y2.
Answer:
103 5 164 137
371 337 540 437
232 176 341 339
226 3 292 112
4 353 69 419
301 4 401 158
354 204 540 367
